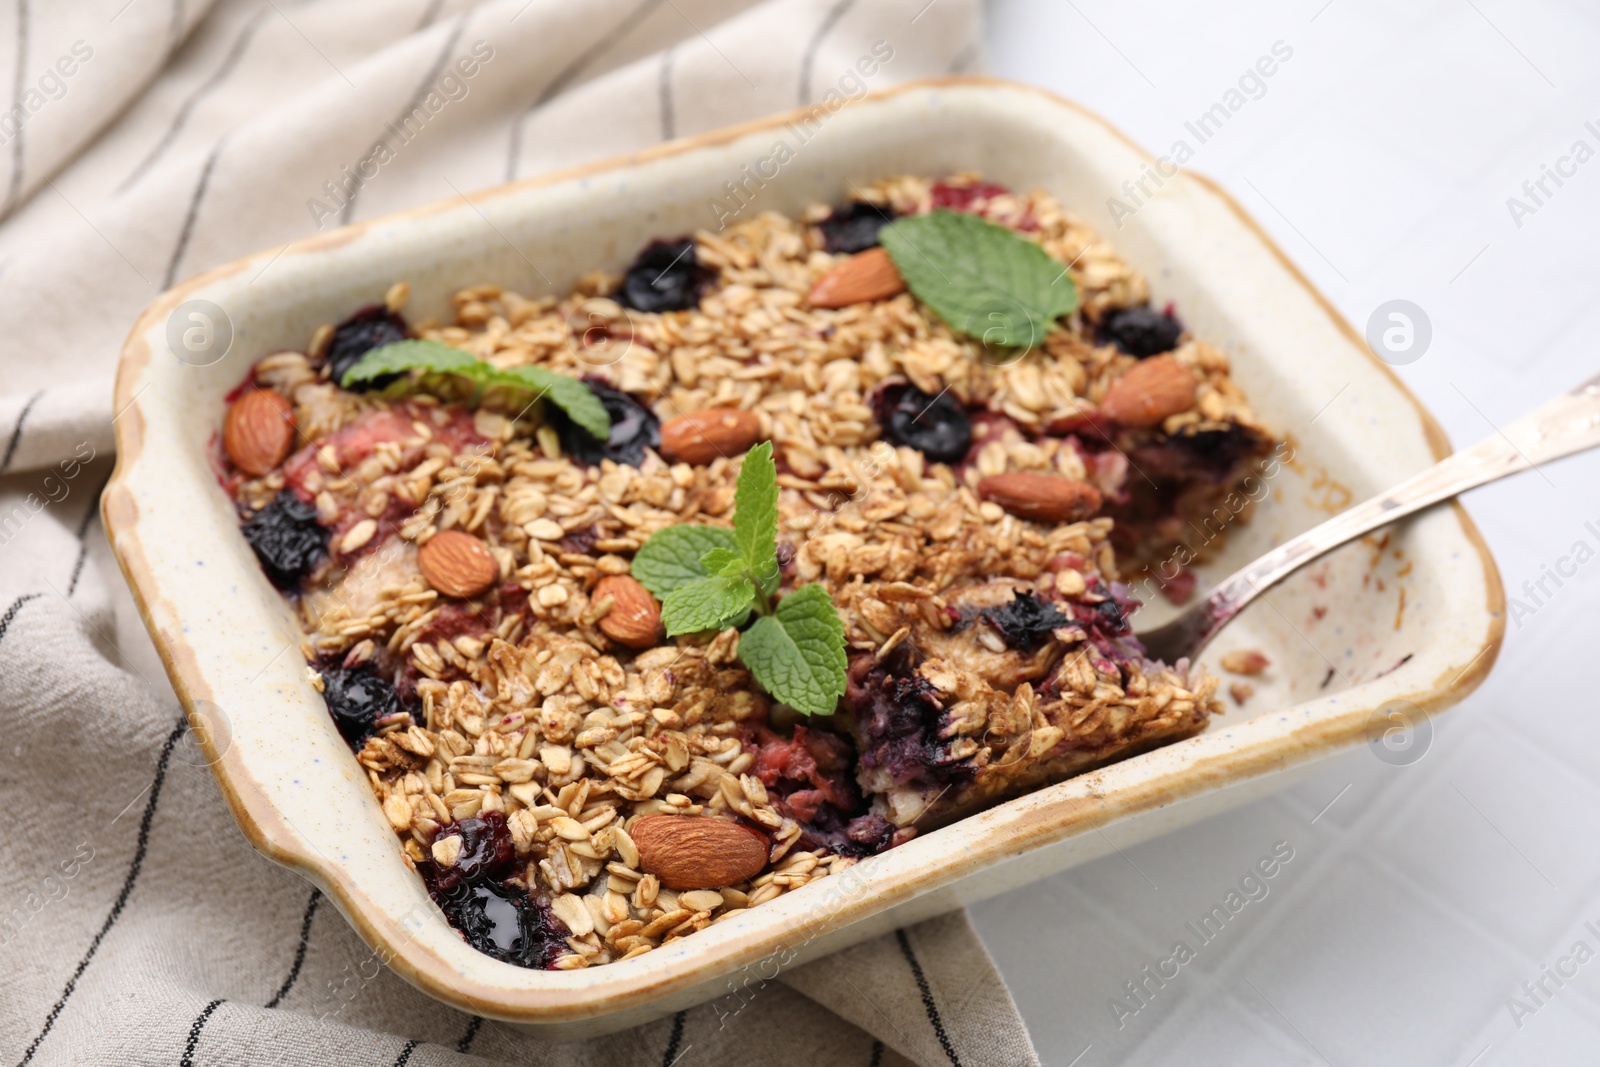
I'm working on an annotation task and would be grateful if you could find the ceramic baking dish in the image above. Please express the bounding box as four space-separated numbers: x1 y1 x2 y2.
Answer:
103 77 1503 1036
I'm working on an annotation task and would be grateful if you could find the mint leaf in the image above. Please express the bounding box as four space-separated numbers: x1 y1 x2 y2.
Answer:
878 210 1079 351
497 365 611 441
661 574 756 635
340 338 483 383
736 584 847 717
340 339 611 440
700 547 746 579
631 525 738 599
733 441 780 596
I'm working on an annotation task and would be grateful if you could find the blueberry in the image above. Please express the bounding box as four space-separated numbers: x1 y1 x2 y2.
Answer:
425 877 567 968
1174 423 1266 479
1100 305 1183 358
325 304 409 389
818 201 896 254
980 592 1068 653
614 238 709 314
318 662 397 746
428 811 516 891
1095 597 1128 631
242 491 328 590
552 380 660 467
876 382 972 464
419 811 568 968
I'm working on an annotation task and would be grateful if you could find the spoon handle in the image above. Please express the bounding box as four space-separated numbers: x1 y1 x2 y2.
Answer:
1136 371 1600 663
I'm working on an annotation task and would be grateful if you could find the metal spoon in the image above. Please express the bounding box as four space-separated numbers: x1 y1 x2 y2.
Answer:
1136 372 1600 664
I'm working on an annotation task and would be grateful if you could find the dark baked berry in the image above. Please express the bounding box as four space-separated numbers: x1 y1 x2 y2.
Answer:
1100 305 1183 358
418 811 567 968
450 885 566 967
325 304 409 389
1070 588 1132 637
1092 596 1128 632
981 592 1069 653
614 238 708 314
242 491 328 590
423 870 567 968
846 646 974 795
876 382 972 464
552 380 660 467
318 662 397 746
1173 423 1265 479
818 201 896 254
428 811 516 892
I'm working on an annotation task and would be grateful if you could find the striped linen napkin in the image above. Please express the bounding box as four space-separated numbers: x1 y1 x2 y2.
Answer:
0 1 1040 1064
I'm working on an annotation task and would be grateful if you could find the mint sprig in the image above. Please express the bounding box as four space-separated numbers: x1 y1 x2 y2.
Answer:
340 338 611 440
633 441 848 717
631 525 738 598
738 585 847 723
878 210 1079 351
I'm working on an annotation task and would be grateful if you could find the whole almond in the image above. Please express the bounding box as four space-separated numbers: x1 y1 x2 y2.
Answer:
659 408 763 465
418 530 499 599
630 815 769 890
977 472 1103 523
594 574 663 649
223 389 295 476
807 246 907 308
1098 355 1197 427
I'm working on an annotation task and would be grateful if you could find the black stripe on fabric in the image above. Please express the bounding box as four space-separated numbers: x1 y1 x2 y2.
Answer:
659 1009 686 1066
895 929 962 1067
658 46 675 141
503 0 668 182
118 9 268 193
1 388 43 473
178 998 223 1067
14 717 188 1066
339 15 470 226
456 1015 483 1053
0 592 42 648
798 0 856 104
263 889 321 1008
162 141 224 289
868 1039 885 1067
65 545 90 597
392 1039 422 1066
4 0 30 213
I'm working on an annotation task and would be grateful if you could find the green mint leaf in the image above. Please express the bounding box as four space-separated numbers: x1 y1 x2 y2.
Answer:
340 338 483 382
340 339 611 440
497 364 611 441
736 584 847 717
661 574 756 636
700 547 747 579
630 525 738 599
733 440 780 596
878 210 1079 351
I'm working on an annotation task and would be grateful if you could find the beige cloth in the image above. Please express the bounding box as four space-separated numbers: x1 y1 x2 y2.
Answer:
0 1 1040 1064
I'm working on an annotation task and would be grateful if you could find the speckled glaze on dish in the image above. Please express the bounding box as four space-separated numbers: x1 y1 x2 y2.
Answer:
103 78 1503 1036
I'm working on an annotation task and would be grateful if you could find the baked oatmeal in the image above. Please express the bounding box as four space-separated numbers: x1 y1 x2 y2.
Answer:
217 174 1276 969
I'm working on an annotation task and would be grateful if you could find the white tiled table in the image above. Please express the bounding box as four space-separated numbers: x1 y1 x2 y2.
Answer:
977 2 1600 1063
